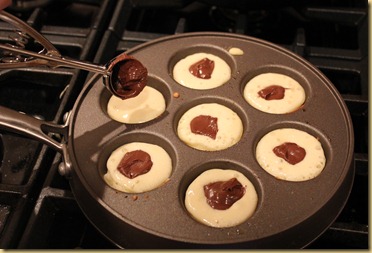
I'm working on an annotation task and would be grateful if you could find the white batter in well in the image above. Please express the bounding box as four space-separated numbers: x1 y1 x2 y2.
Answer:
173 52 231 90
243 72 306 114
177 103 243 151
107 86 166 124
104 142 172 193
185 168 258 228
256 128 326 181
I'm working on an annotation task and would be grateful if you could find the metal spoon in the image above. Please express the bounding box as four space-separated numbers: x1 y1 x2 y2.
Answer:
0 11 147 99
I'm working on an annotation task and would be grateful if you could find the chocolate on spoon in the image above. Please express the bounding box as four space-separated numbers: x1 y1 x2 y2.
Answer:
0 11 147 99
103 54 148 99
0 42 148 99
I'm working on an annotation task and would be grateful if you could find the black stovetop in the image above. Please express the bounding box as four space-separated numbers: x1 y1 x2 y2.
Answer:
0 0 368 249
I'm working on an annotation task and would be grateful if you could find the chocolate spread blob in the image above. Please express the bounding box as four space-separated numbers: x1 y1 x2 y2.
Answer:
117 150 153 179
273 142 306 165
204 178 246 210
112 59 148 99
189 58 215 79
258 85 285 100
190 115 218 139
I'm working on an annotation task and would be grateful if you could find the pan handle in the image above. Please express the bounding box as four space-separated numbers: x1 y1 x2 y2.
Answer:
0 105 67 153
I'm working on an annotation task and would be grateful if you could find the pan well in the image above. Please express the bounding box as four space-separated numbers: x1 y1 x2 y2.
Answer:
99 75 172 121
240 64 312 114
97 132 177 187
252 121 332 181
168 44 237 88
178 160 263 224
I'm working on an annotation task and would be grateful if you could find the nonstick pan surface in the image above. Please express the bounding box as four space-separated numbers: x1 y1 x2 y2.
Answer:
67 32 354 248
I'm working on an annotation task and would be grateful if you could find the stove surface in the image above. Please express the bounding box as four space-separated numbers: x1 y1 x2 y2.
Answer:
0 0 368 249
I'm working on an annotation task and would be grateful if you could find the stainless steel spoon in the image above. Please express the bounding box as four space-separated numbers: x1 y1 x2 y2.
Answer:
0 10 147 99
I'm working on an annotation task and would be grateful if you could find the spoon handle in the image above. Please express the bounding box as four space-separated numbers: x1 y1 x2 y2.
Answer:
0 10 108 75
0 43 108 74
0 10 58 55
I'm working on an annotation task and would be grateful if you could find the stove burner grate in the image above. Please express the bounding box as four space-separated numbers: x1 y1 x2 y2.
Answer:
0 0 368 249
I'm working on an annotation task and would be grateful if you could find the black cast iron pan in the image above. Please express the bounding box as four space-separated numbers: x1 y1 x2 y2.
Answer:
0 32 354 249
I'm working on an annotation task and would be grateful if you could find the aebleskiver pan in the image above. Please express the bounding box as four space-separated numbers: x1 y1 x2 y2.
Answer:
0 32 354 249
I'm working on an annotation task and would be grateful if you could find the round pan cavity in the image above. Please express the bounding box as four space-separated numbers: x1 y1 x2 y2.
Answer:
241 65 311 114
169 44 237 80
68 32 354 248
100 75 172 122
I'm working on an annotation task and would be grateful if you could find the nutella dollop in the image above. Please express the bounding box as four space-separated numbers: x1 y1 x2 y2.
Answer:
117 150 153 179
204 178 246 210
273 142 306 165
258 85 285 100
112 58 148 99
189 58 215 79
190 115 218 139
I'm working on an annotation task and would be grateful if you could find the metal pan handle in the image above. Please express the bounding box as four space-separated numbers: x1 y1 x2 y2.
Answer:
0 105 67 153
0 105 74 177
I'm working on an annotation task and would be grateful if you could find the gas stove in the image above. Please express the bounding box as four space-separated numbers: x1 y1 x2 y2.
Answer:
0 0 368 249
